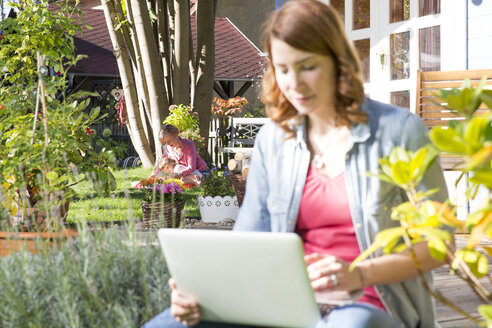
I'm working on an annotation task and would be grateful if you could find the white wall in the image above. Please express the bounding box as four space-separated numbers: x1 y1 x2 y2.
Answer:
467 0 492 69
440 1 467 71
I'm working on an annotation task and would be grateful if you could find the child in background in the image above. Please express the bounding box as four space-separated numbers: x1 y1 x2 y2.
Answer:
154 157 179 178
152 157 203 186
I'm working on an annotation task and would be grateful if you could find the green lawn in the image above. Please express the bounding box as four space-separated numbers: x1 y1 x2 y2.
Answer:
66 166 201 223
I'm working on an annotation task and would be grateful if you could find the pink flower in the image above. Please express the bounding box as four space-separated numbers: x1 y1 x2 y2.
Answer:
153 182 183 194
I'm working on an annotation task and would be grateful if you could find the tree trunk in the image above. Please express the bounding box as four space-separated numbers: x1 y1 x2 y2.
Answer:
189 29 197 105
193 0 216 162
172 0 191 106
156 0 173 105
130 0 169 160
101 0 154 168
120 0 154 148
102 0 217 167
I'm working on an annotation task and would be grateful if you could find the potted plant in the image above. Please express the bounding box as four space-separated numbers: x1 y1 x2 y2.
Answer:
0 0 119 254
351 78 492 326
139 177 186 228
198 167 239 223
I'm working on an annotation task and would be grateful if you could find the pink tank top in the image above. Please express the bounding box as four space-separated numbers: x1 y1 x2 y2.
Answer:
295 166 386 311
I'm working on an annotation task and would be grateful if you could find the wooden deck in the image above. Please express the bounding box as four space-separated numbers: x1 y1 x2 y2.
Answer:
435 236 492 327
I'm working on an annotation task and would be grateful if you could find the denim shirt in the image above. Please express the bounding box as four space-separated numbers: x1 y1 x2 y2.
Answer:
234 98 448 328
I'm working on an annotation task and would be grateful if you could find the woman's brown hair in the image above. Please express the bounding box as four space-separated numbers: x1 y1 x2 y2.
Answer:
261 0 367 137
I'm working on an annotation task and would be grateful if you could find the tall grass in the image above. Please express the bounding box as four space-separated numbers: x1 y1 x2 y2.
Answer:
0 224 170 327
0 166 204 326
67 166 200 223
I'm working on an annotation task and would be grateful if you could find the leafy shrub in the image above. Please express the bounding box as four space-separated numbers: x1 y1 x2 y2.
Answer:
163 105 205 149
0 0 120 232
163 104 199 132
0 225 170 327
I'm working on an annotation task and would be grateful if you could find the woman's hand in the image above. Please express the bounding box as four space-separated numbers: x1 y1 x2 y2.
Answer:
169 278 201 326
305 253 363 292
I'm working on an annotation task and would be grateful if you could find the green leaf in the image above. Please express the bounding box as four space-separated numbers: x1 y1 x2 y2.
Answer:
478 305 492 326
350 227 406 271
470 170 492 189
389 147 410 165
427 238 447 261
392 161 411 186
451 249 465 271
466 144 492 170
458 249 489 279
46 171 58 180
108 171 117 191
90 107 100 120
410 146 438 185
465 117 486 150
375 227 407 250
429 127 467 154
414 226 451 240
350 242 382 271
478 252 489 277
481 90 492 110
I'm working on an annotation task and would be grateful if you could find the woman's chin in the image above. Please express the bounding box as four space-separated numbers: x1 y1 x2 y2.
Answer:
295 105 316 116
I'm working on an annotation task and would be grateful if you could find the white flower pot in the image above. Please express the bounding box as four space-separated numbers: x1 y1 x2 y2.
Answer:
197 195 239 223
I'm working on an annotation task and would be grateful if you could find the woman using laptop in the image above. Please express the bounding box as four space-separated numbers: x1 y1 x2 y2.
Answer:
144 1 450 327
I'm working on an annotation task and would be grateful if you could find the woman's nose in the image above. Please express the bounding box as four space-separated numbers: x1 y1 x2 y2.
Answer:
288 71 304 91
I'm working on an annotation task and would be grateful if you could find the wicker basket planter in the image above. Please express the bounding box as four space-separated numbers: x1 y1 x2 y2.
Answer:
197 195 239 223
141 200 186 228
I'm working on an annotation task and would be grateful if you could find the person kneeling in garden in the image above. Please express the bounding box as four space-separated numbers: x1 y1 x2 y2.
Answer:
150 124 208 187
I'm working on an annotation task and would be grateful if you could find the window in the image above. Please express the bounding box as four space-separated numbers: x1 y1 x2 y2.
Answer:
390 31 410 80
419 26 440 71
390 90 410 109
330 0 345 21
353 0 370 30
419 0 440 17
353 38 370 82
390 0 410 23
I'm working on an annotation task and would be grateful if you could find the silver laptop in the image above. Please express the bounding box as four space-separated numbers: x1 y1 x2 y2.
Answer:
157 229 321 328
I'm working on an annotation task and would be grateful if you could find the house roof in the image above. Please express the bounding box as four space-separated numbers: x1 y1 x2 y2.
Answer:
72 8 268 81
72 8 118 77
192 16 267 81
